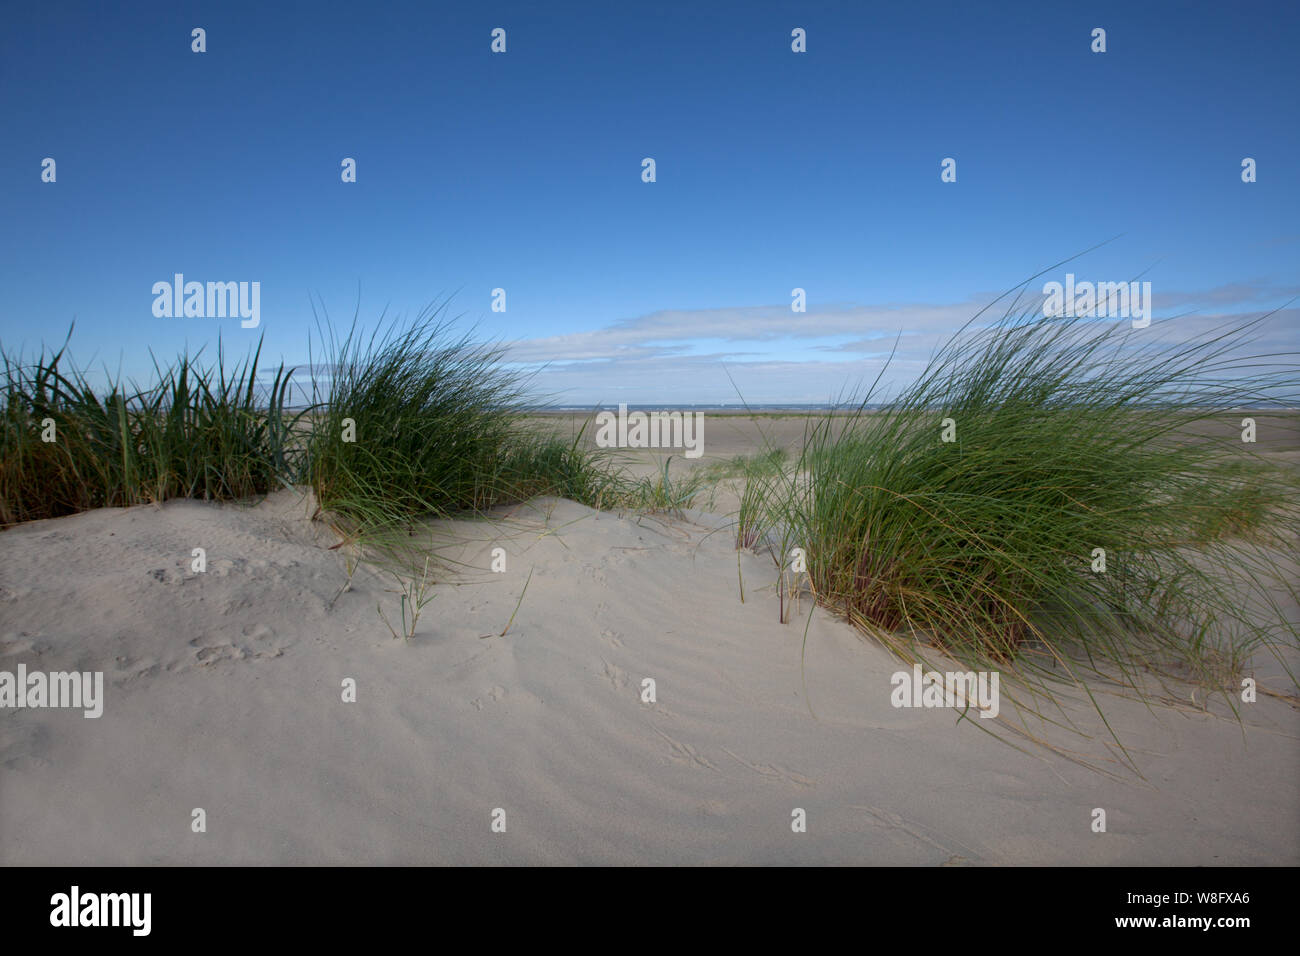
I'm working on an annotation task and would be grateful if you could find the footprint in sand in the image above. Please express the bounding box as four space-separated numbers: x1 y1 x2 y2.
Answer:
600 657 632 692
652 727 721 772
470 685 508 711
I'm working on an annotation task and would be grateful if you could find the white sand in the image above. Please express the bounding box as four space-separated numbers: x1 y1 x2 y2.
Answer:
1 489 1296 864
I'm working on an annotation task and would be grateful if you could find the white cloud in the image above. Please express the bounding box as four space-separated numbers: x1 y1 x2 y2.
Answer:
503 282 1297 404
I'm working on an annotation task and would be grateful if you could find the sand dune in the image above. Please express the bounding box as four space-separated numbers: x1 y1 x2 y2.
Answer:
1 488 1296 865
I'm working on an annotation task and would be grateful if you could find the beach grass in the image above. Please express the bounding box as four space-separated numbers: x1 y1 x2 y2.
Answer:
0 327 301 527
628 455 708 516
301 300 594 532
736 294 1299 755
0 302 634 533
5 291 1297 764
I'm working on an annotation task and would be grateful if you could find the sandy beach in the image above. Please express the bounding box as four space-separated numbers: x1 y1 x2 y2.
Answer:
2 417 1296 865
6 3 1300 935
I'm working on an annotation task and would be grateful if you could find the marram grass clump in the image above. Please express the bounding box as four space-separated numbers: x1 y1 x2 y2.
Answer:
0 303 638 533
743 297 1298 762
0 328 299 527
299 300 640 540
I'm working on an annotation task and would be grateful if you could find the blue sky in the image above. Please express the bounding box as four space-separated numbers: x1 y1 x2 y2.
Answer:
2 0 1296 405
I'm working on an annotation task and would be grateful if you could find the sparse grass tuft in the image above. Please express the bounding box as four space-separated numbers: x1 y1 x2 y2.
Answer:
377 555 436 641
629 456 706 516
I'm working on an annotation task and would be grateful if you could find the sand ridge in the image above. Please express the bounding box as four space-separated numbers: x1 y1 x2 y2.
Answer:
1 488 1296 864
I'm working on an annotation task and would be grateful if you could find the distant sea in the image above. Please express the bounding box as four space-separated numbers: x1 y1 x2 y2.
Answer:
522 403 1299 412
524 403 867 412
282 401 1298 413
